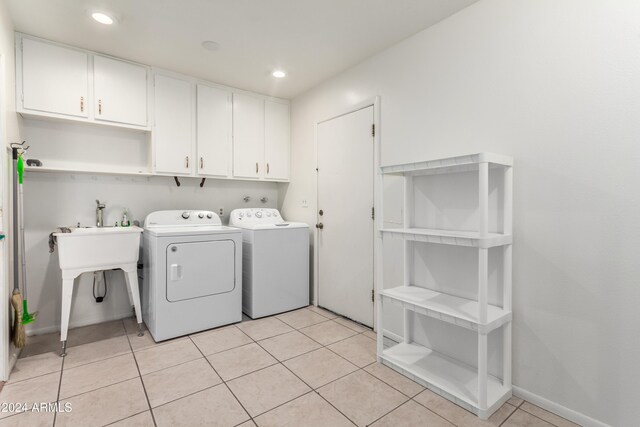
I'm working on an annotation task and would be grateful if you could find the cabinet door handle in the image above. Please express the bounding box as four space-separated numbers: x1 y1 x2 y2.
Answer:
267 163 270 174
200 157 204 169
98 99 102 115
256 162 259 174
80 96 84 112
186 156 189 169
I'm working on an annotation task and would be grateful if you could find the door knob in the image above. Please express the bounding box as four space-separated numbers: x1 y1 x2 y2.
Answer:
316 223 324 229
319 209 324 216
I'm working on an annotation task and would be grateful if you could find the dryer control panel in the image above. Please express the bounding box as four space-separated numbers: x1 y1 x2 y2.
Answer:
144 210 221 227
229 208 284 227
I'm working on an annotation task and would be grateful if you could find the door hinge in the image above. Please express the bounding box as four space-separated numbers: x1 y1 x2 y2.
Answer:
371 124 375 137
371 206 375 220
371 289 375 302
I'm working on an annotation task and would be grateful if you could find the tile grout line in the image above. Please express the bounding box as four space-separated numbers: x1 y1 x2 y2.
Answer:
103 410 152 426
496 400 523 427
254 311 416 426
187 335 256 426
125 321 159 427
233 317 359 425
20 308 536 427
516 404 569 427
7 339 135 386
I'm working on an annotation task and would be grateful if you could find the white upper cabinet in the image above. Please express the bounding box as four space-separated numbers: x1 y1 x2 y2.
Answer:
196 84 232 177
233 93 265 179
93 56 148 127
264 100 290 181
21 37 89 118
154 74 194 175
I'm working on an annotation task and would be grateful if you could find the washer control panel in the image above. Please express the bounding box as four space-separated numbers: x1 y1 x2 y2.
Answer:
229 208 284 227
144 210 221 227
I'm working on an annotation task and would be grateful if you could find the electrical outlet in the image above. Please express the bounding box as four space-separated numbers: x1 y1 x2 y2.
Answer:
219 207 224 216
301 199 308 208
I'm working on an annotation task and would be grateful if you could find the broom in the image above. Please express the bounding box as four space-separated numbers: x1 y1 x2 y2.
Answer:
17 150 37 325
11 147 26 347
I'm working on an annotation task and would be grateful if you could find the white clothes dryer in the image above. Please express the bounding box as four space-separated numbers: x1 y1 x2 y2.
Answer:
142 210 242 341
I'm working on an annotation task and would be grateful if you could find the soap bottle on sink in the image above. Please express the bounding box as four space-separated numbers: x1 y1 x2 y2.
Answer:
120 209 131 227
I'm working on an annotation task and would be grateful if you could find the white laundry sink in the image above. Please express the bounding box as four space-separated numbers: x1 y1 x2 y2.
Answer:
54 226 142 271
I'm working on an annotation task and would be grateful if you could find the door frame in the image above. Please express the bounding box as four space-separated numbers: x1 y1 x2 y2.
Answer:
313 96 381 329
0 52 10 380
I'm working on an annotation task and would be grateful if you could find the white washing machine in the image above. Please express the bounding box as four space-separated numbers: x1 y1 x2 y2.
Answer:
229 208 309 319
142 210 242 341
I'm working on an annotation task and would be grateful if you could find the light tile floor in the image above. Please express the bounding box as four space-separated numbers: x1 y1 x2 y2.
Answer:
0 307 581 427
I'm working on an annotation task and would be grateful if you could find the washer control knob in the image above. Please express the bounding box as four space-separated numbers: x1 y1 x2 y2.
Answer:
239 212 244 218
181 211 190 219
207 213 213 219
255 211 262 218
247 212 252 217
198 213 204 219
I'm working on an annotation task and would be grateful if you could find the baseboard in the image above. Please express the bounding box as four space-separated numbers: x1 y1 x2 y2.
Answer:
512 386 610 427
25 310 134 336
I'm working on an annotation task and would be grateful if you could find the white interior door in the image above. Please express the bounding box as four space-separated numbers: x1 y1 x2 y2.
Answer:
317 106 374 327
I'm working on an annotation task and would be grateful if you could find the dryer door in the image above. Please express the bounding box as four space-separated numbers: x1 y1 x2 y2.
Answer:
166 240 236 302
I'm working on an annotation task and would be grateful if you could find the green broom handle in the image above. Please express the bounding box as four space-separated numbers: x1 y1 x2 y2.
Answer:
12 148 19 293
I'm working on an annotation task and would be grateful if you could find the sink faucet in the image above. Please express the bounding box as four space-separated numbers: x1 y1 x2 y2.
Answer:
96 200 106 227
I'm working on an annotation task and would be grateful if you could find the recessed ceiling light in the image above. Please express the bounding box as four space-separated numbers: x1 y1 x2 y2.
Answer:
202 41 220 51
91 12 115 25
272 70 286 79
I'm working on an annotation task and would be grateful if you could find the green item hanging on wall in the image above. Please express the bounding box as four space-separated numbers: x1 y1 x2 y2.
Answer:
17 151 37 326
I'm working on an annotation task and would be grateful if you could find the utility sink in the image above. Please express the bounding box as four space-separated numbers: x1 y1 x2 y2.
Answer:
54 225 145 356
54 226 143 271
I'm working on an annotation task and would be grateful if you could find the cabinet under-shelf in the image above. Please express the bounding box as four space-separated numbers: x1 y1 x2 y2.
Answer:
380 286 511 333
25 165 153 177
381 342 511 418
380 227 512 248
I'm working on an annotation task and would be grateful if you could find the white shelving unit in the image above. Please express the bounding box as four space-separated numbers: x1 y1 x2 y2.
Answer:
376 152 513 420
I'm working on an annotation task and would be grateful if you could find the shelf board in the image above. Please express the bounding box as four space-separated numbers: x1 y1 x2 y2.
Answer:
25 165 154 177
380 228 511 248
380 152 513 176
381 342 511 417
380 286 511 333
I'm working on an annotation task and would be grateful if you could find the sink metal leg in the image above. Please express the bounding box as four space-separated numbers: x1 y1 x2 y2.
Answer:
60 276 74 358
137 323 144 337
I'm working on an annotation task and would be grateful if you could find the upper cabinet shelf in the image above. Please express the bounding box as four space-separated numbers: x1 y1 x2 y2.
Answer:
16 34 291 182
380 152 513 176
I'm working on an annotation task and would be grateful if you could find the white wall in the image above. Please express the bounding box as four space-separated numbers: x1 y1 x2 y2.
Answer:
282 0 640 425
23 168 278 335
0 0 22 380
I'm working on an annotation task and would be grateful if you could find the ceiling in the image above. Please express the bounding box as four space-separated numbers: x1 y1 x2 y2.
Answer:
6 0 477 99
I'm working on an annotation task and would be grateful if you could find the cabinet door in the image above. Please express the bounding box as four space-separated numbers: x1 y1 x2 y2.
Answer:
196 84 232 177
232 93 264 179
154 75 193 175
21 38 88 118
264 100 290 181
94 56 148 127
